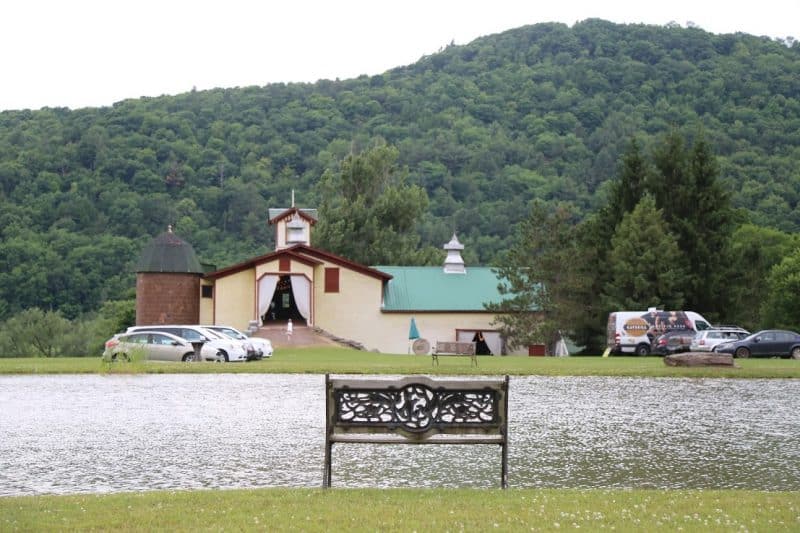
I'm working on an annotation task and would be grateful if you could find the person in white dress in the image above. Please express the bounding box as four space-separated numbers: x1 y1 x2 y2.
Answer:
286 319 293 342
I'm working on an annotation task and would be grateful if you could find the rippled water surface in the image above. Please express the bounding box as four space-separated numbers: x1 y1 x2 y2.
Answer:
1 374 798 495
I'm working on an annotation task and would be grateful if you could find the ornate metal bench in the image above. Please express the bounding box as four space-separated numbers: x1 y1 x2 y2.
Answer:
432 341 477 366
323 374 509 488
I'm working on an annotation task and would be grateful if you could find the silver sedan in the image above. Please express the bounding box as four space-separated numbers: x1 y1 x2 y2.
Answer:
102 331 201 362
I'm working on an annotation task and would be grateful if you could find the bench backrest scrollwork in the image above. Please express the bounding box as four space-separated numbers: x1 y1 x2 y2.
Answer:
323 374 509 488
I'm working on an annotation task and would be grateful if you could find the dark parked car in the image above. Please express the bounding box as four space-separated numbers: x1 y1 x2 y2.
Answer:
714 329 800 359
652 330 696 355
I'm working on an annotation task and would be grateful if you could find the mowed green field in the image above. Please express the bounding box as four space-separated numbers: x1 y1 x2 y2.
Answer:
1 346 799 378
2 488 798 532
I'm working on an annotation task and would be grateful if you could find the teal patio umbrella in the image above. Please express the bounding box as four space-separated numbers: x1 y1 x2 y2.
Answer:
409 317 420 340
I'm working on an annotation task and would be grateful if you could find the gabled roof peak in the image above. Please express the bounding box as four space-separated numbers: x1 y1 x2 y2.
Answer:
267 207 318 225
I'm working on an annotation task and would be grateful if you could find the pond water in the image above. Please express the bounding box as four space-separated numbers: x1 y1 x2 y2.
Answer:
1 374 798 495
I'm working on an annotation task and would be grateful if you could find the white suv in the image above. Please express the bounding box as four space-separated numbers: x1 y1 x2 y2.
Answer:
126 325 249 362
690 327 750 352
204 325 273 358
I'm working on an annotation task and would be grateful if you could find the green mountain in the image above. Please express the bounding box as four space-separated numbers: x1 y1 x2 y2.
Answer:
1 19 798 319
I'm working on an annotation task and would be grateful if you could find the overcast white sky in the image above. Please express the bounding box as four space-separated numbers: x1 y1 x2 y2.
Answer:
2 1 798 111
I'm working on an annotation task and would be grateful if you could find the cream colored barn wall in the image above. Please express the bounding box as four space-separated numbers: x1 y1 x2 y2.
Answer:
255 259 280 280
313 264 384 345
356 312 504 355
291 262 314 281
311 264 525 355
255 258 314 281
314 265 381 337
199 281 214 324
214 269 256 331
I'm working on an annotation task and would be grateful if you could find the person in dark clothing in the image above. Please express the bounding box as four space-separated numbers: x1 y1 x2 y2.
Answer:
473 331 492 355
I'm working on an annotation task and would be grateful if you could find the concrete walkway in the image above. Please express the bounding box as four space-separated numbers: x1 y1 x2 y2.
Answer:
251 322 338 349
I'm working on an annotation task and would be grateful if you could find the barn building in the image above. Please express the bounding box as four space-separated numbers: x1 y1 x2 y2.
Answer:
136 204 529 355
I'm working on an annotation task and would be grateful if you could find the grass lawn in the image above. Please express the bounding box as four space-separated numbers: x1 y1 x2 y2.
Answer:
2 488 798 532
1 347 799 378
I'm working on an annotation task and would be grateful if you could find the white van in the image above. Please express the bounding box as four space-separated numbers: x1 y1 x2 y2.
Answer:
606 308 712 355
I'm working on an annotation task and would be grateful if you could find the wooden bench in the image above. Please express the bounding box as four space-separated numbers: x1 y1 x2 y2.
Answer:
432 341 477 366
323 374 509 488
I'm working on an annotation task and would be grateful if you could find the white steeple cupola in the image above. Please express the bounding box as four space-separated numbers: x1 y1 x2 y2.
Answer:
443 233 466 274
267 191 318 250
286 213 306 245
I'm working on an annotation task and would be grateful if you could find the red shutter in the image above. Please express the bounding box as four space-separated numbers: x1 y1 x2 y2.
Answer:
528 344 546 356
325 268 339 293
279 257 291 272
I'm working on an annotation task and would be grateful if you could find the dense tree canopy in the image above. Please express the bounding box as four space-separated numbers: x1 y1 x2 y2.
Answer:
761 249 800 330
0 19 798 335
313 142 439 265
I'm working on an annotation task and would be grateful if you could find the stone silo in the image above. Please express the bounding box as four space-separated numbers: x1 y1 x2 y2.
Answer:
135 226 204 325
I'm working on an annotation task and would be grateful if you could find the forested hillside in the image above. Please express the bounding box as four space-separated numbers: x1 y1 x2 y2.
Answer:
1 19 799 321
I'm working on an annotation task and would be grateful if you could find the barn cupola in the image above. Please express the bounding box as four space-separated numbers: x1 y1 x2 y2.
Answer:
443 233 466 274
134 225 204 325
267 192 318 251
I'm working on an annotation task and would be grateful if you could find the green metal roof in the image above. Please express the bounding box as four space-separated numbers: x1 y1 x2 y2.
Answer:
136 230 204 274
376 266 506 311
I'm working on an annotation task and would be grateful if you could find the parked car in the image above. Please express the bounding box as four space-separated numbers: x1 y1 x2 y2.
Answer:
103 331 201 362
125 325 248 362
204 325 273 359
690 327 750 352
714 330 800 359
652 330 697 355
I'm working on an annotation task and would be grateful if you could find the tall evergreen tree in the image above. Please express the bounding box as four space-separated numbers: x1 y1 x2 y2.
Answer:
486 202 588 354
685 134 734 315
649 130 733 317
608 138 651 219
602 195 688 311
572 137 651 352
650 131 692 221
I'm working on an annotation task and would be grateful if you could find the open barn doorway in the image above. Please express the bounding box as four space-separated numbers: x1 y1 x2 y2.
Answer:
261 275 307 325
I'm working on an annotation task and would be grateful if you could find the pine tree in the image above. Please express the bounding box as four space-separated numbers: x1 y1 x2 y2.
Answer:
572 137 651 351
486 202 588 354
602 195 688 310
685 135 733 315
649 130 733 316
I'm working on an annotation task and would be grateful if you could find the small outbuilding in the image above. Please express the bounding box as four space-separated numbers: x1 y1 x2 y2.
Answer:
135 225 204 326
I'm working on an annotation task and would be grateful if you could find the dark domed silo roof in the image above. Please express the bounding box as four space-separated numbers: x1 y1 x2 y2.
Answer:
135 227 203 274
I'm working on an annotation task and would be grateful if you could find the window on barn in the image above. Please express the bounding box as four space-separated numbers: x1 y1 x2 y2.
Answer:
325 268 340 293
